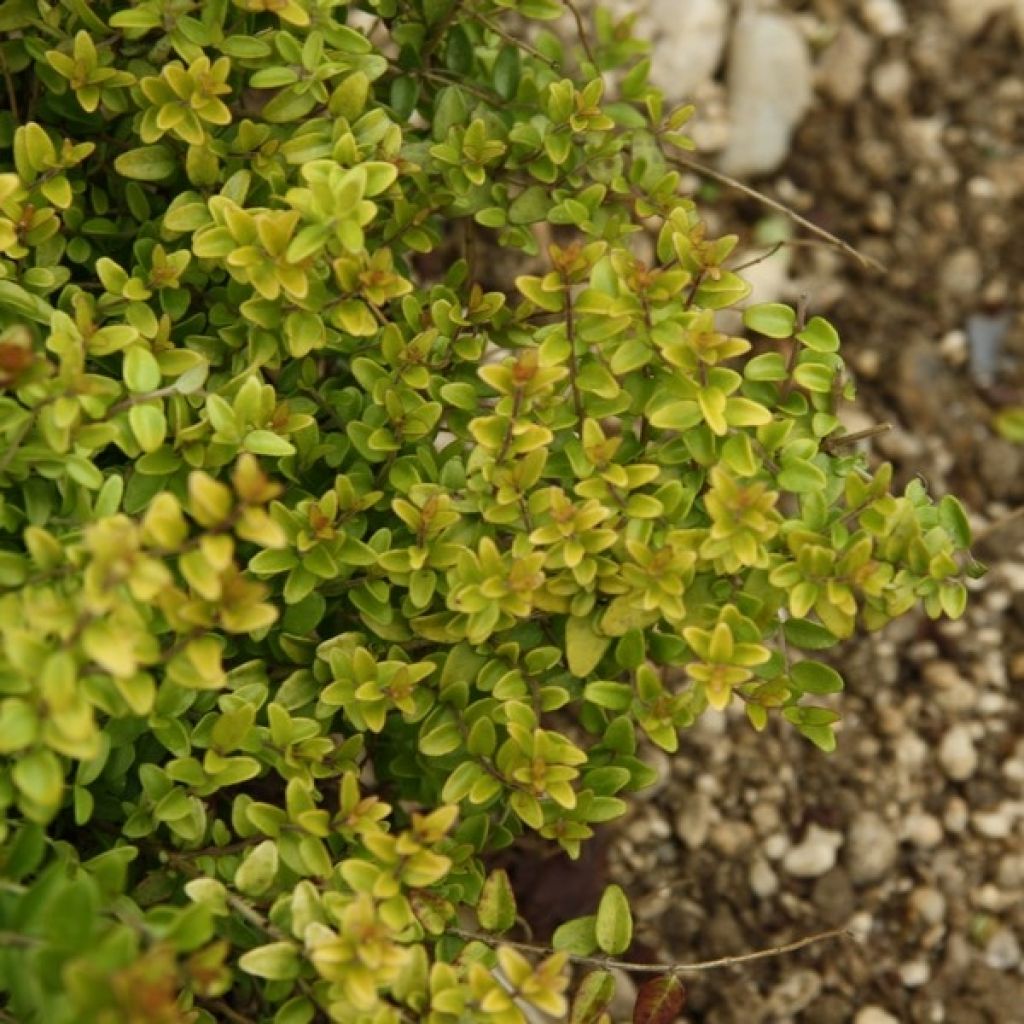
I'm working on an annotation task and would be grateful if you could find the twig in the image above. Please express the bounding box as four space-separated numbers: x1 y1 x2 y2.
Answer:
422 0 463 63
0 411 37 476
822 422 892 453
563 0 597 69
563 276 583 424
204 1001 257 1024
0 47 19 124
731 241 785 273
453 925 850 974
668 154 886 274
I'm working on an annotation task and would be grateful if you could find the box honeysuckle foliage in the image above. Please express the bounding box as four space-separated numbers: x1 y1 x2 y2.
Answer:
0 1 975 1022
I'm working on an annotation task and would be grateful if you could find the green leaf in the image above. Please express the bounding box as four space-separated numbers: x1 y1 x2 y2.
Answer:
796 316 840 353
552 915 598 956
790 660 843 695
477 869 516 933
566 615 610 678
114 146 177 181
129 404 167 454
493 45 521 100
124 347 162 393
243 430 296 457
743 302 796 338
569 970 617 1024
783 619 839 650
994 406 1024 443
238 942 300 981
938 495 971 549
594 883 632 955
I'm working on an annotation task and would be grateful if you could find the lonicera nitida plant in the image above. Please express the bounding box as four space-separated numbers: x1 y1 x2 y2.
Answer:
0 1 975 1022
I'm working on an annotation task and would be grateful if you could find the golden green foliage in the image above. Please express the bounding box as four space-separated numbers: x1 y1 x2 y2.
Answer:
0 1 976 1022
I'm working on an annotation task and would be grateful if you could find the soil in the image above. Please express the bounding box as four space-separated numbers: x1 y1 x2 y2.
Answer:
509 3 1024 1022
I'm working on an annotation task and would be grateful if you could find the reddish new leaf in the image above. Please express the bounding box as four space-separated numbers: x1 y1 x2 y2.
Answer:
633 973 686 1024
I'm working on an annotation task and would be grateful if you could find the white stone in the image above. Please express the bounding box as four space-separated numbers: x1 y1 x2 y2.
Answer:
871 59 911 106
783 824 844 879
984 927 1022 970
902 812 944 850
846 812 899 885
674 793 716 850
908 887 947 926
944 796 969 834
860 0 907 36
899 960 930 988
818 24 874 105
938 725 978 781
855 1007 901 1024
647 0 729 100
720 10 813 177
750 857 779 899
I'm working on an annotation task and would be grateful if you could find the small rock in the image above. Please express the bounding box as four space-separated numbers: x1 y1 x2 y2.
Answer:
846 812 899 885
674 793 715 850
909 886 947 926
902 812 944 850
766 969 823 1016
855 1007 901 1024
871 59 911 106
940 247 983 298
860 0 907 36
996 853 1024 888
710 820 755 857
984 927 1022 970
967 313 1011 387
899 960 930 988
720 11 813 177
647 0 729 100
818 24 874 104
812 868 856 926
939 725 978 781
972 805 1017 840
783 824 844 878
750 857 779 899
944 796 969 833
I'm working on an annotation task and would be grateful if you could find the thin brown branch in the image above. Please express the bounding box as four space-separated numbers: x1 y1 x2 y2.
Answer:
822 422 892 453
0 47 19 124
563 278 583 424
453 925 850 974
203 1000 258 1024
731 241 785 273
563 0 597 69
668 154 886 274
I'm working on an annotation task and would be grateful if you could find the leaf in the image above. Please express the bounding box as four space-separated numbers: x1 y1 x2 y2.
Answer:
790 660 844 695
243 430 296 457
494 45 521 100
594 884 632 955
783 618 838 650
552 915 598 956
570 970 617 1024
743 302 795 338
238 942 300 981
566 615 610 678
994 406 1024 443
633 974 686 1024
938 495 971 549
477 869 517 933
114 146 177 181
129 404 167 454
796 316 840 353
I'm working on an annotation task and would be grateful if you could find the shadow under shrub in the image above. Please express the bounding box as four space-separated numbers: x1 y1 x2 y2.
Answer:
0 1 975 1022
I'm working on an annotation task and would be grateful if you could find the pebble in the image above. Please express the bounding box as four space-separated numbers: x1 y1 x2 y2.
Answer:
749 857 779 899
647 0 728 100
938 725 978 781
940 247 983 298
818 24 874 104
984 927 1022 970
710 820 755 857
871 59 911 106
996 852 1024 888
720 10 813 177
674 793 715 850
902 812 944 849
846 812 899 885
899 960 930 988
944 796 969 834
812 868 856 926
766 969 823 1015
860 0 907 36
972 805 1017 840
783 825 844 878
909 886 947 926
944 0 1024 39
855 1007 901 1024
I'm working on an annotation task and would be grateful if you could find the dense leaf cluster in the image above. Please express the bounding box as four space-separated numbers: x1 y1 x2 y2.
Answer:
0 1 973 1022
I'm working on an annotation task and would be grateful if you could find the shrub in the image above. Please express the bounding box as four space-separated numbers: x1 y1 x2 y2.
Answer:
0 2 974 1022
